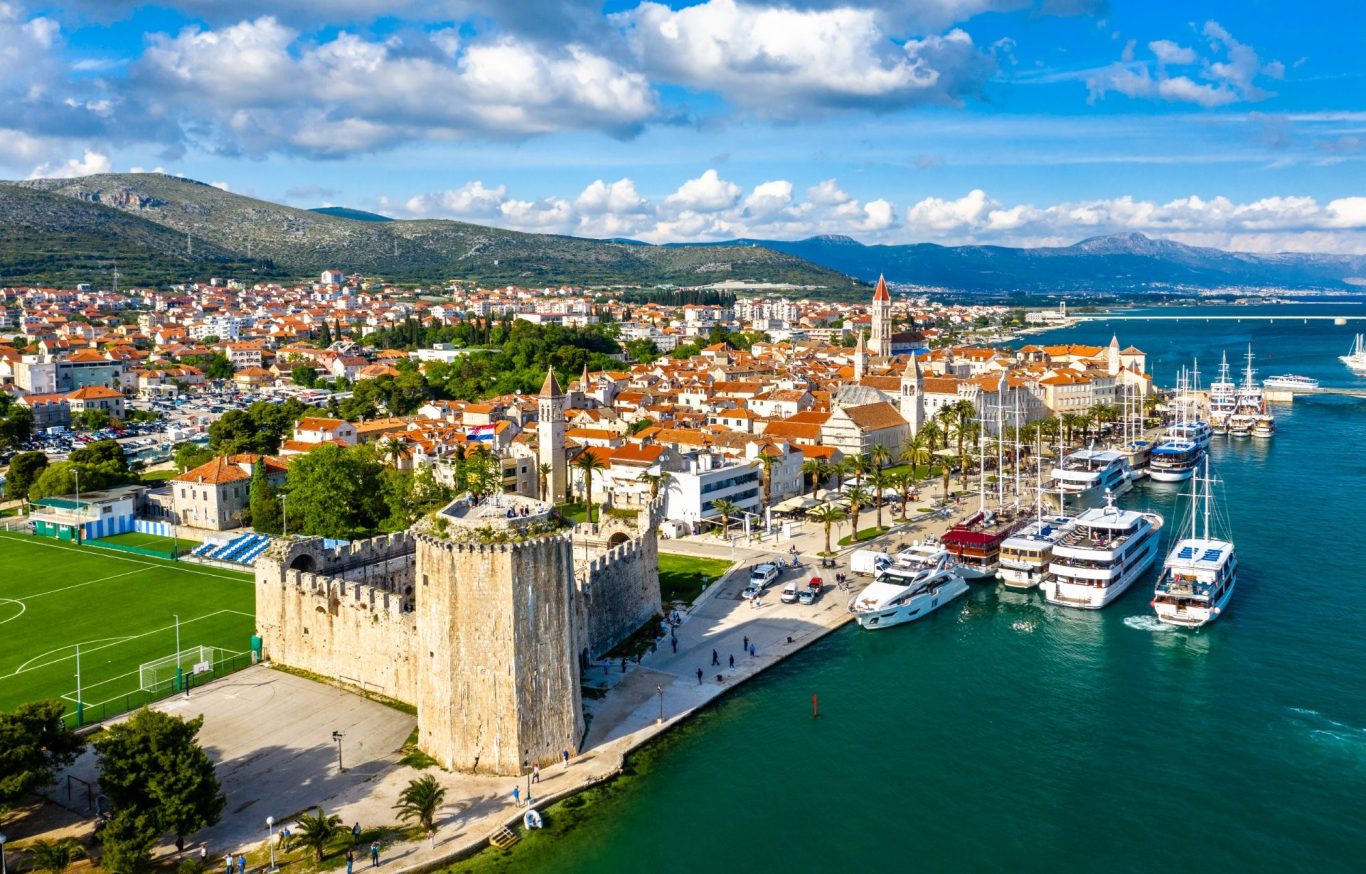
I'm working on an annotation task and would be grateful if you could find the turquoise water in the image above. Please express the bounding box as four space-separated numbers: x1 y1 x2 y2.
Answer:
519 306 1366 873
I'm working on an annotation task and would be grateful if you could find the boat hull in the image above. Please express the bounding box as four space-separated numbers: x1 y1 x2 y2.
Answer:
1042 477 1132 513
853 577 969 629
1147 466 1195 483
1154 574 1236 628
1042 541 1161 610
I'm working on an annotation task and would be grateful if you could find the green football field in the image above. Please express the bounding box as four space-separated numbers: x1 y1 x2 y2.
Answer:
0 531 255 723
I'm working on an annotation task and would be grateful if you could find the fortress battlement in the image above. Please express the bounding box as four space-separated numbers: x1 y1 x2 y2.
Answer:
283 568 411 619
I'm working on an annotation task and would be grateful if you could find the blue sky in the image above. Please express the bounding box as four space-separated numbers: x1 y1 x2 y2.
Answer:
3 0 1364 252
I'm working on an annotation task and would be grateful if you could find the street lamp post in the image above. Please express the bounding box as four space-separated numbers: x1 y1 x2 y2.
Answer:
656 684 664 724
0 832 8 874
281 493 288 538
266 816 278 872
73 468 81 543
332 730 345 772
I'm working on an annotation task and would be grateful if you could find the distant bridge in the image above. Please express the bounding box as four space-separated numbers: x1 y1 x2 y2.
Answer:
1264 386 1366 402
1075 314 1366 323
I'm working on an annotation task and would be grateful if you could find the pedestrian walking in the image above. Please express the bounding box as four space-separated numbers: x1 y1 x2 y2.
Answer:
346 849 355 874
428 828 436 849
670 637 677 653
199 846 207 864
352 822 362 845
728 654 734 668
696 667 703 684
749 643 756 657
743 635 749 650
711 649 719 666
224 854 233 874
237 854 247 874
512 785 521 806
563 748 571 768
620 656 627 673
370 840 380 868
532 764 541 783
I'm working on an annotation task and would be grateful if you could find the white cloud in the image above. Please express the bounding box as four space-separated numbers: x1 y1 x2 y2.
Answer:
906 188 999 231
1088 21 1281 107
27 148 112 179
574 178 648 216
402 181 509 218
663 169 742 213
129 16 655 157
616 0 994 117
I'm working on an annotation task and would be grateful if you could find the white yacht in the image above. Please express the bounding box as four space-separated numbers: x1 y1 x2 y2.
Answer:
1342 333 1366 373
849 546 968 629
1148 438 1201 482
1262 374 1319 390
1153 457 1237 628
1042 449 1132 512
1232 344 1273 438
1041 495 1164 610
998 514 1074 590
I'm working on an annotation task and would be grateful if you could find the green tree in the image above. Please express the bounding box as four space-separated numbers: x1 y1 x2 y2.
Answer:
5 450 49 499
27 462 121 502
844 485 871 540
73 408 111 432
204 353 235 381
572 451 607 523
751 450 779 515
292 364 319 388
0 404 33 448
0 700 83 805
283 443 386 538
866 469 892 531
393 774 446 832
23 837 85 874
537 462 553 502
809 503 847 555
174 442 216 473
249 459 281 534
709 497 739 537
801 458 828 495
93 709 224 859
869 443 891 471
294 808 342 863
319 321 333 347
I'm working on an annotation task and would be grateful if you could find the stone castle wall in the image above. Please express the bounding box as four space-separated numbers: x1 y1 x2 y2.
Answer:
574 498 665 659
415 533 583 774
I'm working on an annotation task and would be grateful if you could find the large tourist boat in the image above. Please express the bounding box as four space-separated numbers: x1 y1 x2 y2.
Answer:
1341 333 1366 373
1262 374 1319 390
1150 369 1206 482
1152 457 1237 628
1231 344 1273 438
1041 494 1164 610
1041 448 1132 512
998 514 1074 590
1207 353 1238 434
848 545 968 629
941 507 1027 579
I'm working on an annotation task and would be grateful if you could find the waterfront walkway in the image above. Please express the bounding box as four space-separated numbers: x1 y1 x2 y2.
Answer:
115 497 966 872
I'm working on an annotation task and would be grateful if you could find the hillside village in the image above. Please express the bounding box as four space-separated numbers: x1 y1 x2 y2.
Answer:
0 271 1150 552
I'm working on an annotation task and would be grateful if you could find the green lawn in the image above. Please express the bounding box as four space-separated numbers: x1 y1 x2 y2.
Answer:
0 531 254 724
837 525 891 546
93 530 201 556
657 552 733 606
138 469 178 481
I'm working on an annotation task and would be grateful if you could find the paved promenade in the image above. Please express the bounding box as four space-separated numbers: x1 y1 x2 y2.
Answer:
110 498 967 872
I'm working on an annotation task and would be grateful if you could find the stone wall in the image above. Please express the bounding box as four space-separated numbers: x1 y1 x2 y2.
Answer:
572 498 665 659
255 567 420 703
415 533 583 774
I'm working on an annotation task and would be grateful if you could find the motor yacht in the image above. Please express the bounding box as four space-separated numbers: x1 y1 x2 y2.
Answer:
848 547 968 629
1042 449 1132 512
1041 494 1164 609
1261 374 1319 390
998 514 1074 590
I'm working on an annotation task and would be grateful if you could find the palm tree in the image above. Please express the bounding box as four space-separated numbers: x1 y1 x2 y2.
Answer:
572 451 608 523
801 458 828 496
751 451 779 515
866 469 891 531
382 437 407 469
869 443 891 472
918 420 944 452
394 774 447 833
295 807 343 863
901 429 932 477
957 420 980 488
709 497 739 537
809 503 847 555
844 485 870 542
636 471 671 500
890 470 914 518
847 454 870 487
538 462 552 502
1061 412 1085 446
23 838 85 874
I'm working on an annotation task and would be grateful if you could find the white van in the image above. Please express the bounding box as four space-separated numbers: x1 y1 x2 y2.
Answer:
743 563 780 599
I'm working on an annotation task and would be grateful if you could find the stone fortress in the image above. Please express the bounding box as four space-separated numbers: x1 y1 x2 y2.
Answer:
254 370 663 775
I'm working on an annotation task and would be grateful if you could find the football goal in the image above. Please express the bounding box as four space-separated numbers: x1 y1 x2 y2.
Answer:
139 646 221 694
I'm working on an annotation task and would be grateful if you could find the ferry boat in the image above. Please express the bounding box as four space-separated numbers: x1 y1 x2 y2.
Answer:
998 514 1074 590
1262 374 1319 390
848 546 968 629
1152 457 1237 628
940 508 1027 579
1041 495 1164 610
1207 353 1238 434
1041 448 1132 512
1148 438 1201 482
1342 333 1366 373
1233 344 1274 438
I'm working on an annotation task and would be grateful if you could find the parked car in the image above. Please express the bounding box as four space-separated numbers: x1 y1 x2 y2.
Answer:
742 562 780 599
799 577 822 605
780 582 800 603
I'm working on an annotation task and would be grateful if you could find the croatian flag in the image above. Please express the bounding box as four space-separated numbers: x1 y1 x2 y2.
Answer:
466 424 496 441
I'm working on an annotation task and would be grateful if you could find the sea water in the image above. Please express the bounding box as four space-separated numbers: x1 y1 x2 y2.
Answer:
500 305 1366 873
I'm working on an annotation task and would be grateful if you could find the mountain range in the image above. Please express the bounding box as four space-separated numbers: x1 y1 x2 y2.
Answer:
1 172 1363 295
0 174 858 291
679 233 1366 293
